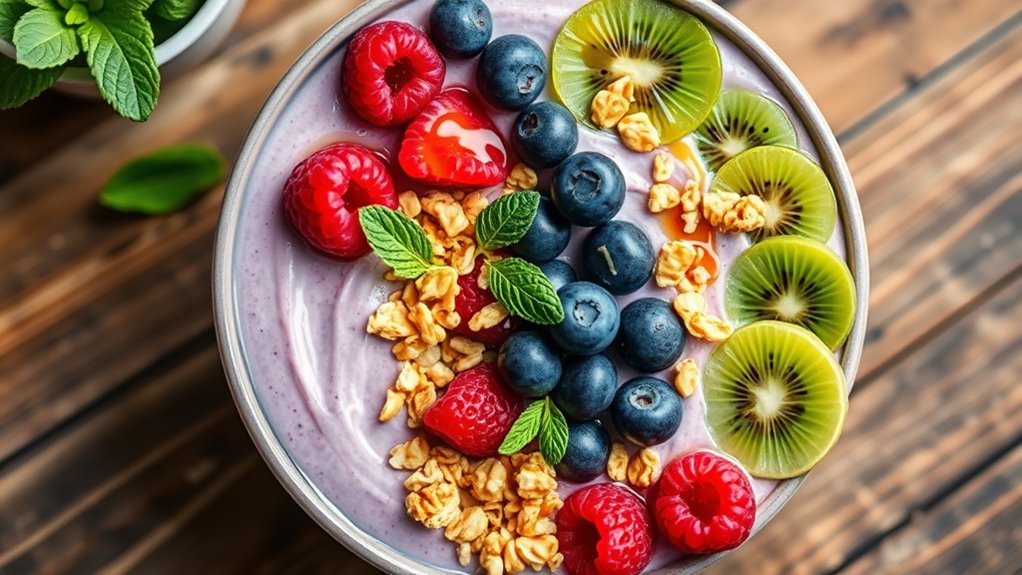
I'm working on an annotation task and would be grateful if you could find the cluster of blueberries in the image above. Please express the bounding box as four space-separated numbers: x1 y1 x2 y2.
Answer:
429 0 548 111
432 0 687 482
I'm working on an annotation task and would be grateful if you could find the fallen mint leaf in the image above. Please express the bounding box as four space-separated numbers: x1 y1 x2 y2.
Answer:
99 143 225 214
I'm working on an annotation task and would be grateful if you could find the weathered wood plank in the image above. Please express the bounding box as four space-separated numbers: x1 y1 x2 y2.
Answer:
707 273 1022 574
730 0 1021 133
849 28 1022 380
0 0 363 463
840 442 1022 575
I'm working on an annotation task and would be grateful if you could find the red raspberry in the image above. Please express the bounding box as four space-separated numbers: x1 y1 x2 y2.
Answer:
282 143 397 259
450 258 517 347
341 21 445 126
649 451 756 555
423 362 523 457
398 88 508 188
557 483 655 575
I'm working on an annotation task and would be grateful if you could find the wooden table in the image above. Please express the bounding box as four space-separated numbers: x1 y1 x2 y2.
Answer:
2 0 1020 572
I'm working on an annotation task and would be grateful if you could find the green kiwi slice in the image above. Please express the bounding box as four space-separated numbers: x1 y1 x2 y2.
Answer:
711 145 837 243
704 321 847 479
726 236 855 350
694 89 798 171
551 0 722 143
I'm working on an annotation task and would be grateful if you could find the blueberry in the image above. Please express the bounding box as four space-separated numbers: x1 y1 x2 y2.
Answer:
498 330 562 398
552 353 618 420
611 377 683 446
582 220 655 295
550 152 625 227
477 35 546 110
512 101 579 169
550 281 620 355
510 196 571 263
538 260 578 293
555 420 612 483
616 298 686 372
428 0 492 59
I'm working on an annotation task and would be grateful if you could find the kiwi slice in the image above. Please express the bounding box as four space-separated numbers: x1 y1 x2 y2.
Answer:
551 0 722 143
694 89 798 171
726 236 855 350
711 145 837 243
704 321 847 479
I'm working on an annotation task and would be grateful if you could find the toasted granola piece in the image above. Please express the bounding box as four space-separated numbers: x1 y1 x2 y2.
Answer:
505 163 539 191
398 190 421 218
406 480 461 529
674 358 700 398
590 90 631 129
618 112 661 152
444 506 489 543
607 442 629 482
652 151 675 183
648 182 682 213
703 191 767 234
367 301 417 340
627 447 662 488
389 436 431 470
379 388 405 422
422 191 471 237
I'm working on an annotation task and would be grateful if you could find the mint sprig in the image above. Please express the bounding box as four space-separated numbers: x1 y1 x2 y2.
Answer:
100 143 225 214
498 397 570 465
152 0 199 22
487 257 564 325
1 0 163 121
359 206 437 279
475 190 540 252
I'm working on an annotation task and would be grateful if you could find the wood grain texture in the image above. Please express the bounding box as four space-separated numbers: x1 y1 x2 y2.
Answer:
729 0 1022 133
841 443 1022 575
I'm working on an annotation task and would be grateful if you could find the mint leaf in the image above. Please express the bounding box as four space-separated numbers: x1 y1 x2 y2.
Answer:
0 0 31 42
12 6 79 68
151 0 198 21
0 55 63 108
359 206 436 279
486 257 564 325
475 190 540 252
64 2 88 25
99 143 225 214
498 400 545 455
78 1 158 121
539 399 569 465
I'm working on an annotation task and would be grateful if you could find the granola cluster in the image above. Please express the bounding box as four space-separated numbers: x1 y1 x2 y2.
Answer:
673 292 733 342
391 437 564 574
371 191 505 427
606 443 662 489
655 240 712 293
504 163 539 193
589 76 662 153
673 358 700 398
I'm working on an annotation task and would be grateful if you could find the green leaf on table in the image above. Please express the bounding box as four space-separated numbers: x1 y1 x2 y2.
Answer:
475 190 540 252
498 399 545 455
538 399 568 465
486 257 565 325
359 206 437 279
12 6 79 68
0 55 63 108
99 143 225 214
151 0 198 21
0 0 32 42
78 0 158 121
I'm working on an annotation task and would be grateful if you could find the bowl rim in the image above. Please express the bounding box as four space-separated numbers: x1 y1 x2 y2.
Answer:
212 0 870 573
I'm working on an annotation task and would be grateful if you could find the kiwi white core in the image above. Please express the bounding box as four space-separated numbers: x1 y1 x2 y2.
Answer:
772 292 805 320
751 380 786 420
609 57 663 87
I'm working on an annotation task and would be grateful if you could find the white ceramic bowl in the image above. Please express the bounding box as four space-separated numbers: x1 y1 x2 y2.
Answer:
213 1 870 573
0 0 246 99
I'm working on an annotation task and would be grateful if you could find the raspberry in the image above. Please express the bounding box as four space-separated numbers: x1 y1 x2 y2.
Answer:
282 143 397 259
341 21 445 126
649 451 756 555
398 88 508 188
557 483 655 575
423 362 523 457
450 258 517 347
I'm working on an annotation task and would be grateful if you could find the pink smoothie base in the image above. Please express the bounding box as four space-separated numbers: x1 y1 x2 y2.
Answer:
227 0 848 571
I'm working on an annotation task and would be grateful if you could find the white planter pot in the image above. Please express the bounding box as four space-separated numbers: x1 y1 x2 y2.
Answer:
0 0 246 99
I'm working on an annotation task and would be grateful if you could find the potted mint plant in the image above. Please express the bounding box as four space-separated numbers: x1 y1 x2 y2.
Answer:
0 0 245 121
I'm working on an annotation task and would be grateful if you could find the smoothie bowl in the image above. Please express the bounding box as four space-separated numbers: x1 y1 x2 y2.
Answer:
213 0 868 573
